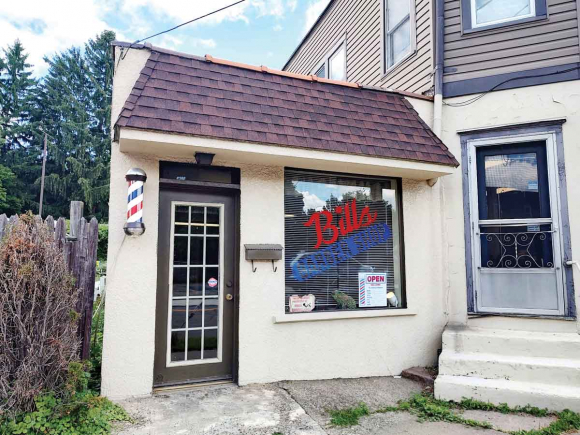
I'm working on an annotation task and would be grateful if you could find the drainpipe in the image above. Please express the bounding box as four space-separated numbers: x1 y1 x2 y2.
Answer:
433 0 444 138
433 0 454 331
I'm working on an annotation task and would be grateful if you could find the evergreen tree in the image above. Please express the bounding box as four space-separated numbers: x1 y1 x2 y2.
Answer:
0 32 114 220
0 164 22 214
0 40 41 215
37 31 114 220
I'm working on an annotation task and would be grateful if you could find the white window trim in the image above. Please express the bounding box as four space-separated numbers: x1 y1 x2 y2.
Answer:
382 0 417 75
166 201 225 368
467 132 566 316
471 0 535 28
311 36 347 81
274 308 417 324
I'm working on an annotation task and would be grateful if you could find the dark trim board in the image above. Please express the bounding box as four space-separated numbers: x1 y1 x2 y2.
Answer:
460 121 576 318
444 63 580 98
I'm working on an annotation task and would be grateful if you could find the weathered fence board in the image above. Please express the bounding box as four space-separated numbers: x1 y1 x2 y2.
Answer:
0 203 98 360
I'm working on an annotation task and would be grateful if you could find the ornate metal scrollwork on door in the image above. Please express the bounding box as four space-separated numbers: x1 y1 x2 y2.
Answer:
480 230 554 269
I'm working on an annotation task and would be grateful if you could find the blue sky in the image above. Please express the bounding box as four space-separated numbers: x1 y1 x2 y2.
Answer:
0 0 331 77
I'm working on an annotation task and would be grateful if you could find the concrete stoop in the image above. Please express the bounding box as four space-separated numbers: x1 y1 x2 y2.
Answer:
435 325 580 412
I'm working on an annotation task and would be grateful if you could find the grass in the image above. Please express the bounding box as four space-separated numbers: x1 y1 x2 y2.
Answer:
327 392 580 434
329 403 370 426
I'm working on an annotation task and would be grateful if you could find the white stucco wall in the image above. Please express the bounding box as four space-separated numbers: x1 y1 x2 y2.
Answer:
102 150 449 396
439 81 580 334
236 165 446 385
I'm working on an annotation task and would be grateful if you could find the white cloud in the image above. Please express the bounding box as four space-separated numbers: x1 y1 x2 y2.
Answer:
0 0 113 76
287 0 298 12
302 191 327 212
273 24 283 31
304 0 331 34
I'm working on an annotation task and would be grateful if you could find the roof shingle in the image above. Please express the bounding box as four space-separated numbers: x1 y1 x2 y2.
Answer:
115 47 458 167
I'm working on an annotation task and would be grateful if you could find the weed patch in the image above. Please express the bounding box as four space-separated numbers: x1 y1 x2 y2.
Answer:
510 409 580 435
329 403 370 427
327 392 580 434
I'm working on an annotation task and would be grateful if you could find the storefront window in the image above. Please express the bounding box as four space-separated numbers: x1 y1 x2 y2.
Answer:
284 169 404 313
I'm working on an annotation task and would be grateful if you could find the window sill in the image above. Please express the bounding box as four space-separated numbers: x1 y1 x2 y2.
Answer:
462 15 547 36
273 308 417 324
381 51 417 83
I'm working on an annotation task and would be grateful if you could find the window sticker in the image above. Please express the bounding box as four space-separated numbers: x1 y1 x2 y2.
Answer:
359 273 387 308
207 277 218 288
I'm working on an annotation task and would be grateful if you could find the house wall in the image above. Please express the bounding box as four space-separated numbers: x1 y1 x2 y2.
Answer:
439 80 580 333
443 0 580 84
283 0 434 94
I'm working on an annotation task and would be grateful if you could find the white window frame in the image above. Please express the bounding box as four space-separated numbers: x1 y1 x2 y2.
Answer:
467 132 566 316
311 37 347 81
471 0 535 28
382 0 416 74
166 201 225 368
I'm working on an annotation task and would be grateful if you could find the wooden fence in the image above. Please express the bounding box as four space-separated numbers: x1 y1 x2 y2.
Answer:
0 201 99 360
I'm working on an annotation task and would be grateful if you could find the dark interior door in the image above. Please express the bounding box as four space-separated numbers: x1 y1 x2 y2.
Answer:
154 187 237 387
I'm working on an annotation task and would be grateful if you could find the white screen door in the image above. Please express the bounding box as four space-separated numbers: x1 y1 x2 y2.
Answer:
468 133 566 315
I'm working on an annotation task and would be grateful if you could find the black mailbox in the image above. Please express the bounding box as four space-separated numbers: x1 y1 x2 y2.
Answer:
244 244 283 272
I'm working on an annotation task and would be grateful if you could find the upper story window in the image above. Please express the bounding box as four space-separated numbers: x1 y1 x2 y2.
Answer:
312 40 346 81
462 0 547 32
384 0 415 71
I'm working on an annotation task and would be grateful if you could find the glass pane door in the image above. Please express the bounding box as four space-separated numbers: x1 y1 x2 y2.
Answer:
473 141 564 315
169 203 222 365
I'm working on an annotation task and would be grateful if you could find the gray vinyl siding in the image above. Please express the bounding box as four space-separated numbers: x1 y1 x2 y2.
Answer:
443 0 580 84
284 0 434 95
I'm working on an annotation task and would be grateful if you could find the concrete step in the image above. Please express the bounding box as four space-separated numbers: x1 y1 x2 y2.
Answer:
439 350 580 386
435 374 580 412
442 326 580 360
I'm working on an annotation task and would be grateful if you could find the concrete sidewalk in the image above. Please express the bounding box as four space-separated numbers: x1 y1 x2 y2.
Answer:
113 377 558 435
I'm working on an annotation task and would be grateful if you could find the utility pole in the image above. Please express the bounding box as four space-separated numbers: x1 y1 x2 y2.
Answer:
39 132 47 217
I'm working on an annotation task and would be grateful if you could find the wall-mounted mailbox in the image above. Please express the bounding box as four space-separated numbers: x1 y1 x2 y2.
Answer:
244 244 283 272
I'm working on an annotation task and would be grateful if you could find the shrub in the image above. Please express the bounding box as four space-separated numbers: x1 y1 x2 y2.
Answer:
0 390 131 434
0 214 80 414
97 224 108 263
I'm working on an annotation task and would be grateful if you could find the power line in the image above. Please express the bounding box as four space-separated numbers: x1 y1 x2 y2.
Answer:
118 0 246 65
443 65 580 107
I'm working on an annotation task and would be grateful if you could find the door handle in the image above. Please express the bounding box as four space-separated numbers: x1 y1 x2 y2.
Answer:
225 294 233 301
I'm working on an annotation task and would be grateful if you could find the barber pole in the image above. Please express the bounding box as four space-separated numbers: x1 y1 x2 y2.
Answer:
124 168 147 236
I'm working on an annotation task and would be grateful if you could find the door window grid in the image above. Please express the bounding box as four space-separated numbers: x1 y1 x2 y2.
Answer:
170 204 220 363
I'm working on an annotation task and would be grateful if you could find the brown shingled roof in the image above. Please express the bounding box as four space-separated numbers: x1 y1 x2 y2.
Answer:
115 45 458 167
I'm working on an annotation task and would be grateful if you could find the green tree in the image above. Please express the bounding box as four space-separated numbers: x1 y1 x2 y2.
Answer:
0 40 41 214
37 31 114 220
0 164 22 214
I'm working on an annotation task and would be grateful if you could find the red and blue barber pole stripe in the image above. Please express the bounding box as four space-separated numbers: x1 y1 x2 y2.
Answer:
124 168 147 236
359 277 366 306
127 180 144 223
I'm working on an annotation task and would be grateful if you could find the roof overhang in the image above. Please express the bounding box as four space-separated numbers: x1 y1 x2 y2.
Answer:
118 128 455 180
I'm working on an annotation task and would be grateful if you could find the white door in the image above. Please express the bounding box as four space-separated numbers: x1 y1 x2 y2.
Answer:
468 133 566 315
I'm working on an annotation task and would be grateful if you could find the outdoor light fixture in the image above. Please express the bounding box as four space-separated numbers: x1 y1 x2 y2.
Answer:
195 152 215 165
124 168 147 236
